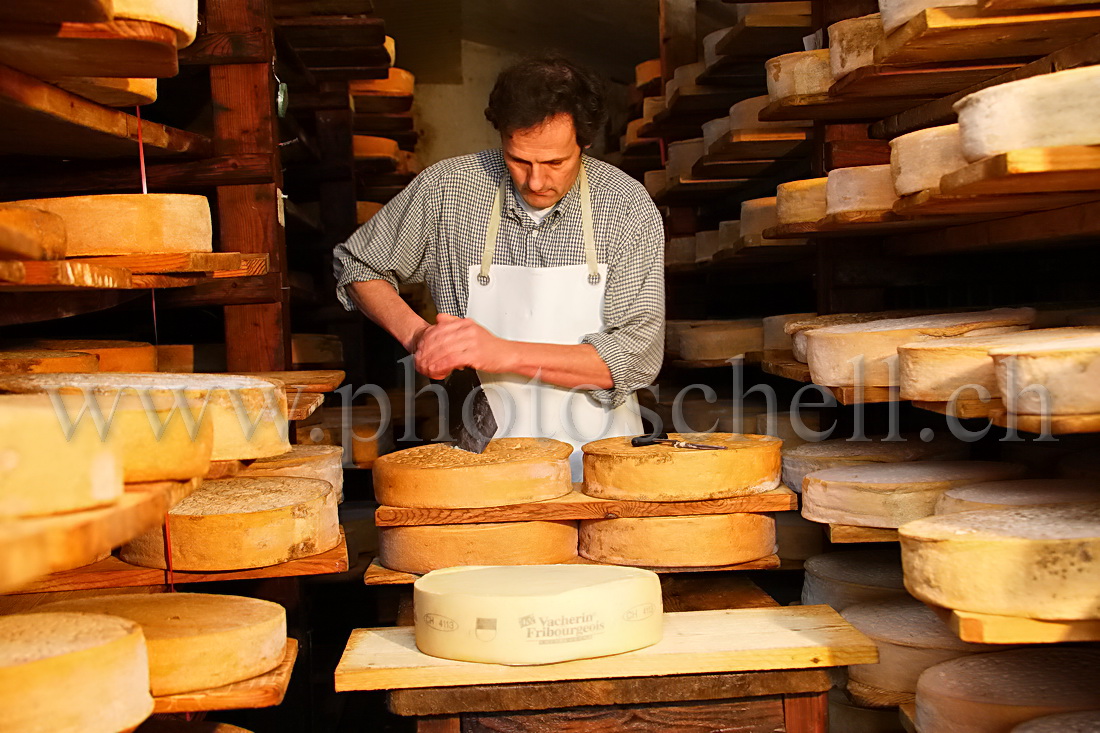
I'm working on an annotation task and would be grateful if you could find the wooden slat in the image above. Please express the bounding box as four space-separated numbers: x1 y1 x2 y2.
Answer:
759 355 898 405
693 156 808 180
654 176 754 205
940 146 1100 196
0 290 141 326
287 391 323 421
178 30 271 65
0 0 112 24
272 0 373 17
64 252 244 273
827 524 900 543
911 398 1003 419
335 606 878 692
0 260 131 289
153 639 298 713
707 131 809 159
981 0 1093 11
0 19 180 79
234 370 346 393
713 16 813 59
765 210 978 240
759 93 934 123
938 607 1100 644
989 408 1100 435
900 702 917 733
829 61 1022 99
276 15 386 48
210 253 270 279
894 188 1100 217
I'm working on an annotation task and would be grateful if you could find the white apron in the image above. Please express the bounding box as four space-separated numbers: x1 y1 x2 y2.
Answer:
464 164 642 479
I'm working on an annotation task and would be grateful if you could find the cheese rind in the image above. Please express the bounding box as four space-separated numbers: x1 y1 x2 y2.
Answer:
825 165 899 215
828 14 883 80
0 349 98 373
373 438 572 509
694 229 722 263
765 50 832 100
582 433 781 501
1011 712 1100 732
665 236 695 264
112 0 199 46
349 67 415 96
764 313 817 352
678 320 764 361
579 513 776 567
379 521 579 574
38 593 286 695
351 135 399 162
33 339 156 372
776 178 827 224
782 436 968 494
785 310 930 363
802 549 908 610
741 196 782 247
729 96 810 132
935 479 1100 514
239 444 344 502
0 612 153 733
890 124 967 196
702 117 730 152
666 138 705 180
881 0 978 32
414 565 662 665
990 331 1100 415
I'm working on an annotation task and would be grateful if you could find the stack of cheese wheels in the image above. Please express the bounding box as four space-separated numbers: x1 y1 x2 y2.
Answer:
32 339 157 371
298 406 393 468
774 511 825 563
113 0 200 47
728 96 811 134
0 612 154 733
0 373 290 462
915 648 1100 733
782 436 968 494
580 513 776 568
0 205 67 260
678 319 764 361
765 49 832 101
827 689 905 733
825 165 900 215
990 331 1100 415
784 310 928 362
757 410 822 450
841 598 998 708
898 327 1097 402
1010 712 1100 732
802 549 908 610
889 124 967 196
828 14 883 80
0 349 98 373
239 444 344 502
120 477 341 571
955 66 1100 163
10 195 211 256
776 178 827 225
804 307 1035 387
934 479 1100 514
38 593 286 695
763 313 816 352
880 0 977 33
900 503 1100 620
802 460 1025 528
413 565 663 665
380 521 578 574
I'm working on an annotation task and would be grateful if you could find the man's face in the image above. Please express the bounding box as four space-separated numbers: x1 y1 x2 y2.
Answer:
501 113 584 210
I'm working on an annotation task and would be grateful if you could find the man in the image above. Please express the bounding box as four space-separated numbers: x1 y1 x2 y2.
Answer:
333 56 665 475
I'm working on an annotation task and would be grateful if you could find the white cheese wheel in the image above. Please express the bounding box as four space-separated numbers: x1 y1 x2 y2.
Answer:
378 521 578 574
239 444 344 502
413 564 662 665
901 503 1100 620
678 320 764 360
782 436 969 494
990 331 1100 415
805 308 1036 387
642 96 665 122
803 460 1025 528
765 50 833 101
695 229 722 262
777 178 828 224
916 649 1100 733
1011 711 1100 732
890 124 967 196
899 327 1098 401
955 66 1100 162
764 313 817 351
373 438 572 509
802 549 908 610
38 593 286 696
880 0 978 33
0 612 153 733
53 77 158 107
32 339 156 371
667 138 705 180
665 62 705 104
12 195 211 257
120 477 340 571
736 2 812 21
703 28 726 71
775 510 826 562
582 433 781 501
741 196 779 246
785 310 931 363
719 219 741 251
825 165 899 215
0 373 290 461
828 14 884 80
113 0 199 46
625 118 651 146
728 96 810 132
756 409 822 450
0 349 98 373
702 116 731 151
841 598 999 707
828 689 906 733
579 513 776 567
0 395 123 517
935 479 1100 514
665 235 695 264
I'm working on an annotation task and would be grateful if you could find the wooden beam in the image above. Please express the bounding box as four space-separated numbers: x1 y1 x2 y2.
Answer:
155 272 284 307
179 30 273 65
275 15 386 48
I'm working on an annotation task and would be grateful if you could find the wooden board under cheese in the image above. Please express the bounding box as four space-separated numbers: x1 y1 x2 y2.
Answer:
53 77 158 107
31 339 157 371
0 206 66 260
0 349 98 373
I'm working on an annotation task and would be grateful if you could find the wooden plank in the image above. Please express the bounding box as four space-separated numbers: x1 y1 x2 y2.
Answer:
153 639 298 713
874 6 1100 65
335 606 878 692
287 391 324 421
179 30 272 66
0 290 141 326
829 60 1022 98
0 260 131 289
759 355 897 404
374 487 798 527
11 529 349 594
707 132 809 160
894 187 1100 217
234 370 346 393
759 93 934 123
989 408 1100 435
940 146 1100 196
765 210 977 240
462 698 787 732
941 607 1100 644
713 16 813 59
784 691 829 733
0 63 212 159
900 702 917 733
693 156 808 180
156 272 284 308
981 0 1095 11
827 524 900 543
64 253 244 273
0 0 111 24
276 16 386 48
273 0 373 15
654 176 753 205
912 397 1002 419
0 19 180 78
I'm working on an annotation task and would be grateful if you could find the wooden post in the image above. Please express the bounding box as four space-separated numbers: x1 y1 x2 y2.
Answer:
660 0 697 84
784 690 829 733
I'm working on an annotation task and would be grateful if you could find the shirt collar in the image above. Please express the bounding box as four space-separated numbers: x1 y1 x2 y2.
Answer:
497 152 591 224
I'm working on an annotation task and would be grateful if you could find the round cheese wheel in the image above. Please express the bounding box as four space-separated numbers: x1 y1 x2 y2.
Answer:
880 0 977 33
765 50 832 100
349 67 415 96
667 138 704 180
379 521 578 574
356 201 384 225
239 444 344 502
678 320 764 361
1010 711 1100 732
782 436 968 494
701 117 729 152
728 95 809 133
665 235 695 264
38 593 286 696
785 310 930 363
580 513 776 568
635 58 661 88
373 438 572 509
828 689 907 733
0 350 98 374
990 331 1100 415
803 460 1026 528
120 477 340 571
776 178 827 224
33 340 156 372
802 549 908 610
582 433 781 501
0 612 153 733
413 565 663 665
0 205 67 260
826 165 899 216
112 0 199 47
900 503 1100 620
53 77 158 107
916 648 1100 733
763 313 817 352
695 229 722 263
740 197 779 247
828 14 883 81
889 124 967 197
935 479 1100 514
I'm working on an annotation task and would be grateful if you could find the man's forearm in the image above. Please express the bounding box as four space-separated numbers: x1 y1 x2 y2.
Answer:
504 342 613 390
346 280 428 352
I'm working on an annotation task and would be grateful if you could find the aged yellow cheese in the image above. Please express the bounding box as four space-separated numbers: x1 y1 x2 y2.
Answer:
901 503 1100 620
803 460 1026 528
356 201 384 225
667 138 705 180
776 178 827 224
414 565 662 665
740 196 782 247
635 58 661 88
0 205 66 260
155 344 193 373
694 229 722 262
33 339 157 372
764 313 817 352
0 373 289 461
826 165 899 215
13 195 211 257
239 444 344 502
113 0 199 46
349 68 415 96
378 521 579 574
290 333 343 366
785 310 931 363
1011 712 1100 732
120 477 340 571
644 169 667 198
352 135 399 162
642 96 666 122
38 593 286 696
935 479 1100 514
0 349 98 373
802 549 908 610
0 612 153 733
53 77 158 107
916 648 1100 733
678 320 764 361
776 510 825 562
828 14 883 80
728 96 811 132
782 436 969 493
582 433 781 501
373 438 572 509
890 124 967 196
765 50 833 101
805 308 1036 387
990 331 1100 415
580 513 775 567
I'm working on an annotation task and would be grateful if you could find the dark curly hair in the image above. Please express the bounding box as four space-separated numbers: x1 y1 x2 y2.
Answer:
485 56 607 148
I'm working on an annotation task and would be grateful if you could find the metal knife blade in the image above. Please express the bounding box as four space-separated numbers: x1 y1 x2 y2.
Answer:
442 368 497 453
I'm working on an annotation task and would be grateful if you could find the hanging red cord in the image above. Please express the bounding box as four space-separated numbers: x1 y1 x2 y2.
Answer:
161 516 176 592
135 105 148 194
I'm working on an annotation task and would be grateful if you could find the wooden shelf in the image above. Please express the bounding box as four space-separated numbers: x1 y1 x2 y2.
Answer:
931 606 1100 644
706 131 810 161
765 210 979 240
900 703 917 733
829 61 1022 99
65 253 245 274
0 19 180 79
759 355 898 405
893 188 1100 217
666 84 756 117
911 397 1002 419
940 146 1100 197
652 176 752 205
670 352 763 368
287 391 324 420
153 638 298 713
237 370 346 393
989 408 1100 435
10 528 350 594
759 93 932 123
0 253 268 292
713 16 813 60
693 155 808 180
827 524 899 543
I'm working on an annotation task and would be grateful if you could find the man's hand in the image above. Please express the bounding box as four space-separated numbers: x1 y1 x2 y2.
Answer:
414 314 515 380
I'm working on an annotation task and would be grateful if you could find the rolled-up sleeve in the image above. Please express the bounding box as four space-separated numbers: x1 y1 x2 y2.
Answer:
333 167 441 310
582 202 665 408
